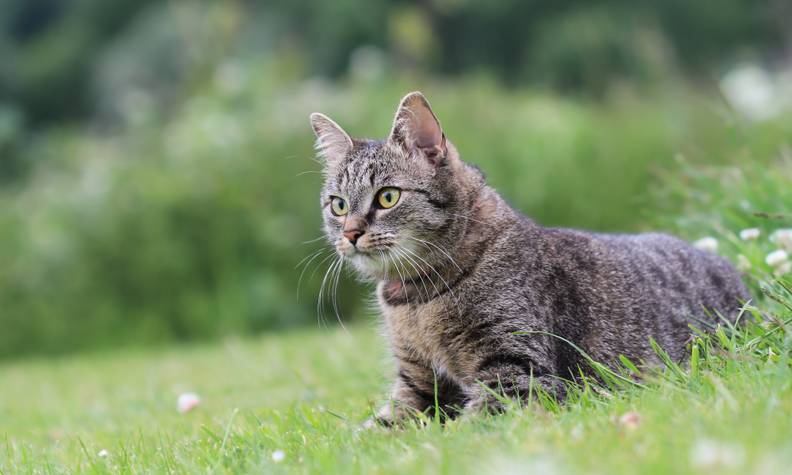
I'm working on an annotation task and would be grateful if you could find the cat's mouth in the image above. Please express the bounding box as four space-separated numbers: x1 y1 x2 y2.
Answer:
342 241 428 281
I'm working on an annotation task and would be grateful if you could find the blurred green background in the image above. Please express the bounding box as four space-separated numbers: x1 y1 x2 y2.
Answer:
1 0 791 358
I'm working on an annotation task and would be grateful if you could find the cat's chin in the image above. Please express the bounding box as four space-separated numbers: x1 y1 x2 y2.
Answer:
344 241 427 281
348 251 394 281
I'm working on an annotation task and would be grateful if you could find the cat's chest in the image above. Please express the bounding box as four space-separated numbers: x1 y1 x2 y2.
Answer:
377 283 471 379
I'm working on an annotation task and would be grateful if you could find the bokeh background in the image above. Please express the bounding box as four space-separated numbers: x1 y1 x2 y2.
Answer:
1 0 791 358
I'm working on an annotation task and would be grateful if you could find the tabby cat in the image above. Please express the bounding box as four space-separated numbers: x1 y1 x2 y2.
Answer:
309 92 749 426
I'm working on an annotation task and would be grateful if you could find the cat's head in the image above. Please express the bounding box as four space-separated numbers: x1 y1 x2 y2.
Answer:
310 92 477 281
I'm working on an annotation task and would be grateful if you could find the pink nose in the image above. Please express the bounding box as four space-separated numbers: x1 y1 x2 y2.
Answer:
343 229 364 245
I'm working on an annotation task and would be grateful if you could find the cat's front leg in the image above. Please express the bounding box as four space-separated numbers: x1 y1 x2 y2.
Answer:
365 361 438 428
464 356 563 414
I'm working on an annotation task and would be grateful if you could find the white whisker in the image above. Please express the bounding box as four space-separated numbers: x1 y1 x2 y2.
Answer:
407 236 463 272
398 244 464 318
317 257 340 329
392 247 431 304
331 257 348 333
296 249 331 302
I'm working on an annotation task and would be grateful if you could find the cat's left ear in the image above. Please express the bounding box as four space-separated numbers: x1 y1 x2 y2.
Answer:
388 91 447 167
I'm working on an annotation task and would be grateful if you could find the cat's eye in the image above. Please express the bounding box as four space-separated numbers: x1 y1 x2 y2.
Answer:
376 188 401 209
330 196 348 216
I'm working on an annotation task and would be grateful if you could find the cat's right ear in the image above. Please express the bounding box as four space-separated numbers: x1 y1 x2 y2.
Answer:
310 112 353 168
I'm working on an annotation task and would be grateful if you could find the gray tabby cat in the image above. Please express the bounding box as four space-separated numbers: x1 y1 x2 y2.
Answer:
309 92 749 426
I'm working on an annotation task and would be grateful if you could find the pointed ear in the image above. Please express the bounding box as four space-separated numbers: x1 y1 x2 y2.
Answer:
388 91 447 167
310 112 353 168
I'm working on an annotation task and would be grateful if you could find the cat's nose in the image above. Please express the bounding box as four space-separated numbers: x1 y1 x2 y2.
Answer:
343 229 364 245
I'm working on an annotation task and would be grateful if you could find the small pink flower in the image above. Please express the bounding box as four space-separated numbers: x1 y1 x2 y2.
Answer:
617 411 641 431
177 392 201 413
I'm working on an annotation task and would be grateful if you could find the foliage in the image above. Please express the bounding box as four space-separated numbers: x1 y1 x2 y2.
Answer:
0 0 785 129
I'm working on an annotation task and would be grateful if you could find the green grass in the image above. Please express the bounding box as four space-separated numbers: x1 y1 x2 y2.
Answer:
2 278 791 474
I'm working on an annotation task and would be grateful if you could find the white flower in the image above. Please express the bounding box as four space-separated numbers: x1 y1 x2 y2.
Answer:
177 393 201 413
693 237 718 252
736 254 751 271
720 65 780 121
765 249 789 268
739 228 760 241
272 450 286 463
770 229 792 252
774 261 791 277
690 438 745 469
98 449 109 458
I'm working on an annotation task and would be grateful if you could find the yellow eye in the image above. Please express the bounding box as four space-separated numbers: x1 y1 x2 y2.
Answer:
330 196 348 216
376 188 401 209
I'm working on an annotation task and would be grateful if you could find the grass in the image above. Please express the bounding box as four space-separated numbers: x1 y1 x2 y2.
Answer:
2 279 791 474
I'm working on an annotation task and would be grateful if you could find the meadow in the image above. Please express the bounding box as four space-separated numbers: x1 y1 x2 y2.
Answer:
2 134 791 474
2 284 790 474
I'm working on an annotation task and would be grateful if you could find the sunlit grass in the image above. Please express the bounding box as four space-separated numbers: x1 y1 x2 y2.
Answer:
1 275 790 474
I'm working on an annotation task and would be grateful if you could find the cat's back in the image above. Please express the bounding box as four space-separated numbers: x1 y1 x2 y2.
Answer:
531 226 749 323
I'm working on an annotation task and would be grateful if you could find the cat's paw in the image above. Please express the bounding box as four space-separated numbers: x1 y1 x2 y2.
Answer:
360 416 388 431
362 403 427 429
463 392 508 415
360 404 400 430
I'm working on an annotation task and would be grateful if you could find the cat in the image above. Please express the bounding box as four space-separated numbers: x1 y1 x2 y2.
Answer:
309 91 750 426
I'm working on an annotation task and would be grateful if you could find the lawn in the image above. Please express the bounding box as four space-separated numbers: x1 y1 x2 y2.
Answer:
2 298 791 475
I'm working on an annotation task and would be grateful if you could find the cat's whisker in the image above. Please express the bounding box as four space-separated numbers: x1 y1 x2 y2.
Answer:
394 245 443 306
399 245 464 318
392 247 431 304
301 235 327 245
388 249 411 306
317 256 340 329
394 247 430 305
295 247 326 269
447 212 488 226
407 236 463 272
330 257 349 333
392 249 426 304
295 169 323 177
296 248 331 302
309 247 340 279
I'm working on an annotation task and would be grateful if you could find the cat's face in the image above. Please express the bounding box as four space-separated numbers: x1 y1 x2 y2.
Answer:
311 92 457 280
